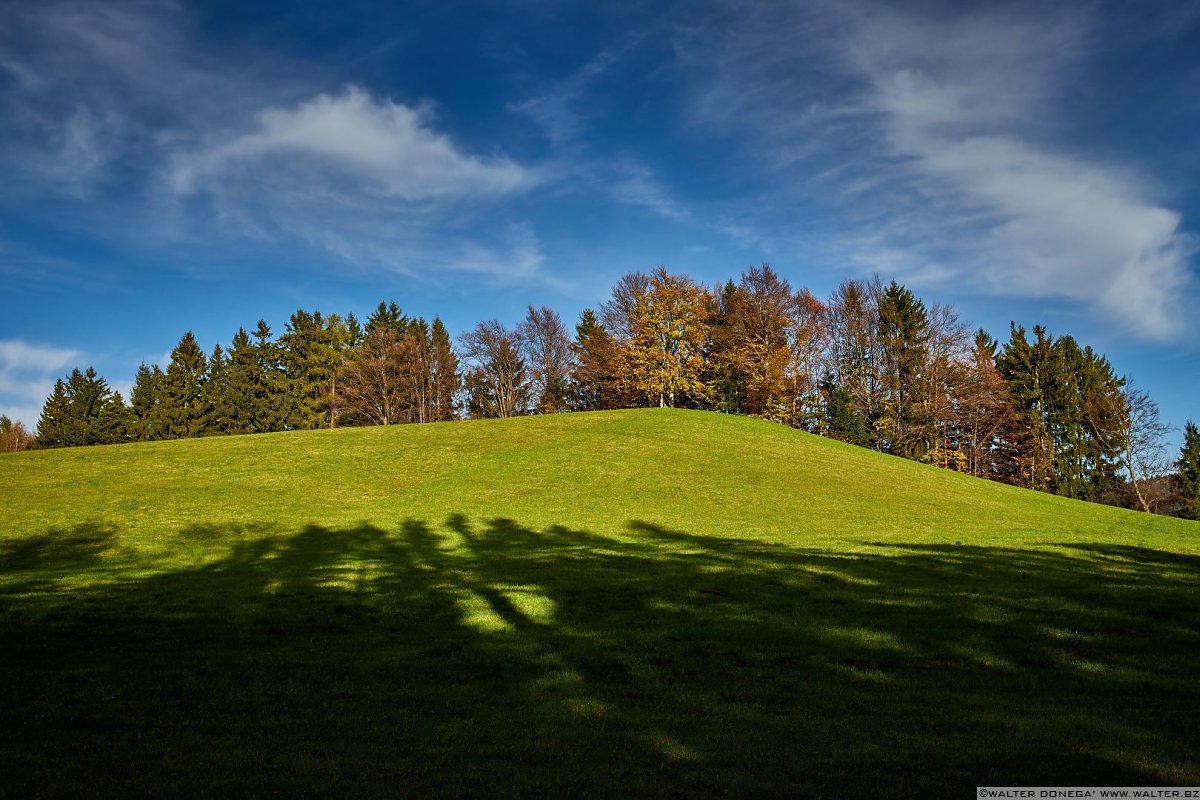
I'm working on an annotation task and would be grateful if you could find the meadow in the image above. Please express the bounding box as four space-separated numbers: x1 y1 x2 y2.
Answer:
1 409 1197 796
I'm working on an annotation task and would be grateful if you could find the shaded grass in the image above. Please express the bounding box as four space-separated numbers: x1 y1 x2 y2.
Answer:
2 518 1198 797
2 409 1199 796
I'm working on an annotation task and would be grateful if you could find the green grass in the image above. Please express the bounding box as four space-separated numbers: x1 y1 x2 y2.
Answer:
1 408 1197 797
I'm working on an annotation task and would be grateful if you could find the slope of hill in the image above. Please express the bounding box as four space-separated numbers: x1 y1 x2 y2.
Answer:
2 409 1197 796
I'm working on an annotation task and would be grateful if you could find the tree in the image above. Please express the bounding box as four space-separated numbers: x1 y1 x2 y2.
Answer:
615 267 713 408
36 379 72 447
822 278 882 446
223 327 270 434
518 305 574 413
160 332 208 439
365 301 408 337
786 288 829 430
571 309 624 411
994 324 1054 490
917 302 972 471
1175 421 1200 520
280 310 352 429
250 320 288 432
429 317 459 422
331 309 457 427
0 415 34 452
712 265 795 421
875 281 931 459
334 328 407 426
36 367 127 448
203 344 230 436
1096 379 1171 513
129 363 166 441
957 331 1018 480
460 320 529 419
822 375 871 447
997 325 1125 501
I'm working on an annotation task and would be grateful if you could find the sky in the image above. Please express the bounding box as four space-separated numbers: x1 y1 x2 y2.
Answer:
1 0 1198 446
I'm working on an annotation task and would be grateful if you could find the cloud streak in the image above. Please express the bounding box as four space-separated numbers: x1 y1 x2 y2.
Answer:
0 339 81 430
0 2 550 285
170 87 529 201
849 4 1194 339
676 1 1197 340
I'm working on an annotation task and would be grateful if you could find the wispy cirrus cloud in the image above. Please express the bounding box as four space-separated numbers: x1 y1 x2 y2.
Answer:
0 1 550 285
510 39 692 224
163 85 545 281
674 1 1198 340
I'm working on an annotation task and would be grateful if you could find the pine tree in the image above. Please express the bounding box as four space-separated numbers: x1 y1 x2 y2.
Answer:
129 363 166 441
35 368 126 447
822 375 871 447
203 344 231 435
280 310 352 429
706 279 745 415
877 281 931 460
365 301 408 337
1177 421 1200 520
251 320 287 432
997 325 1124 501
224 328 261 434
571 309 623 410
995 324 1055 490
35 378 72 448
160 332 208 439
429 317 459 422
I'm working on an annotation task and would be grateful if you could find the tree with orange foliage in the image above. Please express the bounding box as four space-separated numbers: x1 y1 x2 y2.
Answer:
616 268 714 408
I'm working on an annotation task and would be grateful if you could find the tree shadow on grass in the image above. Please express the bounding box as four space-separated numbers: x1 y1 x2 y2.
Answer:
1 517 1197 798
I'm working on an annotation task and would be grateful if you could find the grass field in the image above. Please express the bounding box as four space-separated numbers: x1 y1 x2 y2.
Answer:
2 408 1198 797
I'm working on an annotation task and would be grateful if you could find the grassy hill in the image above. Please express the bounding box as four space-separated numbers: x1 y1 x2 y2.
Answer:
2 409 1197 796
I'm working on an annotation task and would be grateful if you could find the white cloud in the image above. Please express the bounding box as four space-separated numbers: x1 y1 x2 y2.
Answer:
0 340 81 429
847 6 1195 339
0 340 79 377
0 3 550 286
170 86 529 201
675 1 1198 340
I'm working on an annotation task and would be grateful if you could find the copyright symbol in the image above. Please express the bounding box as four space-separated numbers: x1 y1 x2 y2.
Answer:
979 790 988 798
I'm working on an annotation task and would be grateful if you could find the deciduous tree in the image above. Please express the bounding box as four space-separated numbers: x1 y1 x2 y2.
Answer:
334 328 407 426
713 265 795 421
617 268 713 408
518 305 574 413
0 415 34 452
460 320 529 419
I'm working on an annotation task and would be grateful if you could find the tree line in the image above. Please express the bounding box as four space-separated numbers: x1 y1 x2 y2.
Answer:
13 265 1200 519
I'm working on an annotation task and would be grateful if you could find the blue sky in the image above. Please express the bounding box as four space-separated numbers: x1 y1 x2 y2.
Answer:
1 0 1198 446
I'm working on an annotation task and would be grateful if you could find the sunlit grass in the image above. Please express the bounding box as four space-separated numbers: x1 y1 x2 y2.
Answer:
1 409 1198 796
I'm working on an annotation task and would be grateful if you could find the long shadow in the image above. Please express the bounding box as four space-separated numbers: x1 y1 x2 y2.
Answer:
1 516 1197 798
